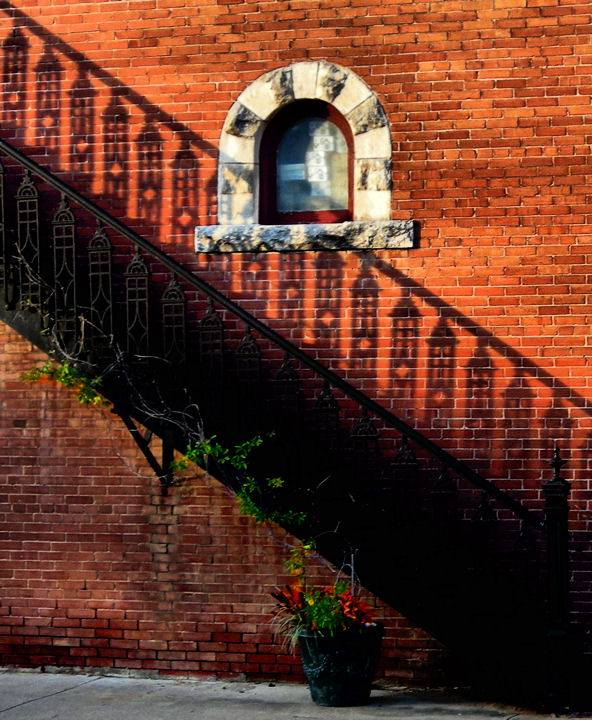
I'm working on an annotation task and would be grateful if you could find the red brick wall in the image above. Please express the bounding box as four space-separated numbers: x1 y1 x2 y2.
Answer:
0 324 447 682
1 0 592 675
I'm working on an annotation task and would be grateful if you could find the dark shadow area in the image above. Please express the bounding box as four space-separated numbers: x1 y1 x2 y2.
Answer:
137 122 164 226
390 293 419 404
69 67 96 182
350 261 379 390
103 90 130 204
171 143 201 237
35 43 62 154
309 252 345 348
425 317 457 424
1 25 27 133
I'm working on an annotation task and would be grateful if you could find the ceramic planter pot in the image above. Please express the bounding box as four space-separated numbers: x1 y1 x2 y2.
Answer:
297 624 384 706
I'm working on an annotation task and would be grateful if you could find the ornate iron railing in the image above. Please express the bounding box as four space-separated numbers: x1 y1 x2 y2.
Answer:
0 137 541 526
0 137 573 708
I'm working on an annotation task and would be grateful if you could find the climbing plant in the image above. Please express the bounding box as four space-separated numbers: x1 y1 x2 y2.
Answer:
21 360 111 408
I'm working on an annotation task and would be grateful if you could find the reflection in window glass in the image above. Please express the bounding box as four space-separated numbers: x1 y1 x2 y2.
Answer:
277 119 348 213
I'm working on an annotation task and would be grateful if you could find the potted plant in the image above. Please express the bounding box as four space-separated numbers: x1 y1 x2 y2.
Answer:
272 543 384 707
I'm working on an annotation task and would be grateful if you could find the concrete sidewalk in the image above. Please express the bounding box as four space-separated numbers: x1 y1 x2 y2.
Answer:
0 669 566 720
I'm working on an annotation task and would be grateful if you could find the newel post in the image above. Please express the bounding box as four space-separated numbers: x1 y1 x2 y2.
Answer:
542 445 571 710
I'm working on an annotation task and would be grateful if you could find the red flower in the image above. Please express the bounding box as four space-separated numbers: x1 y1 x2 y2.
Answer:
338 592 374 624
271 584 305 615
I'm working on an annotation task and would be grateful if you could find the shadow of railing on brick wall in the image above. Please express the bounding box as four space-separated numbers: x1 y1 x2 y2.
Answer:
0 0 217 249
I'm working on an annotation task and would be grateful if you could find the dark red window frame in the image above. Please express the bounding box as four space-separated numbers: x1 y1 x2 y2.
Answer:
259 100 354 225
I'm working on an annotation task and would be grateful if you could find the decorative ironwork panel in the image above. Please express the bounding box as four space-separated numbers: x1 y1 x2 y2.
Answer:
272 353 300 415
196 299 225 429
52 195 77 340
125 248 149 356
236 326 261 384
387 435 421 518
2 27 28 132
0 159 4 290
15 170 41 309
162 274 186 364
236 326 259 365
392 434 419 468
268 354 302 480
313 380 340 454
349 409 380 485
431 464 459 527
470 491 499 565
198 299 224 375
70 69 96 180
235 326 262 427
0 159 14 309
512 524 541 590
88 222 113 340
35 46 63 154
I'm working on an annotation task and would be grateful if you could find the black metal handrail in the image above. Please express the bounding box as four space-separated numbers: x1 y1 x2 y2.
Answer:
0 136 543 529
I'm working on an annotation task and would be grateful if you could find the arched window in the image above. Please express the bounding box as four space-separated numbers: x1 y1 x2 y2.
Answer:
201 61 416 253
260 101 353 225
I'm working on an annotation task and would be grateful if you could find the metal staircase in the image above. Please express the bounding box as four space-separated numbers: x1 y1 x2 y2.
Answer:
0 138 576 710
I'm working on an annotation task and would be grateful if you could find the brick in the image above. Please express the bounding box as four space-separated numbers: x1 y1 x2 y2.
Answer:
0 0 591 693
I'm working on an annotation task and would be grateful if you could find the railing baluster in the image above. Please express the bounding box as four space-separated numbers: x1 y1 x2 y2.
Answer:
162 274 186 365
199 298 224 375
125 247 149 356
272 352 300 416
313 380 340 456
390 435 420 519
0 159 5 293
197 298 225 431
470 491 499 575
82 222 113 365
235 325 262 434
15 169 41 311
52 195 78 345
350 409 380 488
431 463 459 527
269 353 302 484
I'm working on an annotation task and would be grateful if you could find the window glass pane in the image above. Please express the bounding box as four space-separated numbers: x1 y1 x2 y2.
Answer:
277 119 348 213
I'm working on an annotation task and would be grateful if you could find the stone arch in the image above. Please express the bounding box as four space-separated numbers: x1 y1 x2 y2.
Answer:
218 61 392 225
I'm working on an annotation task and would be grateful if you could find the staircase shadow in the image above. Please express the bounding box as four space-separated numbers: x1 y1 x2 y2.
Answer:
0 0 217 249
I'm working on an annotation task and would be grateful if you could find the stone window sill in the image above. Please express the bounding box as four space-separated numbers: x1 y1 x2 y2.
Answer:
194 220 414 253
